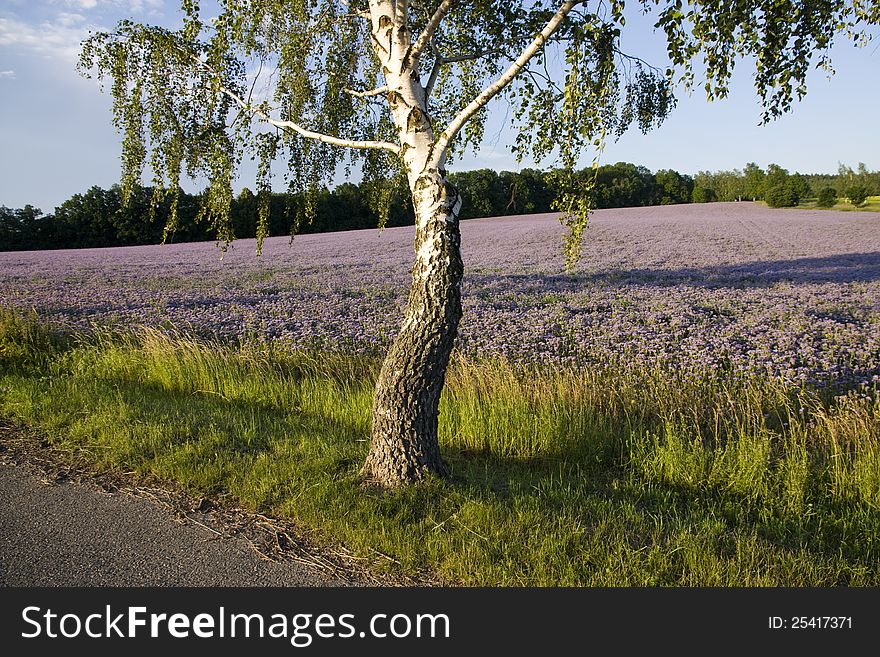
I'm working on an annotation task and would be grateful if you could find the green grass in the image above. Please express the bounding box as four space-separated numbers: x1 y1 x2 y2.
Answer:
1 309 879 585
799 195 880 212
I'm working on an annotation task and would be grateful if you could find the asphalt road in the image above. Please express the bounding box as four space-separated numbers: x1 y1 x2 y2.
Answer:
0 463 346 587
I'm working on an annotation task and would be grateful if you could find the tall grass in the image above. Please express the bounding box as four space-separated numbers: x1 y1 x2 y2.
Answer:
1 310 878 585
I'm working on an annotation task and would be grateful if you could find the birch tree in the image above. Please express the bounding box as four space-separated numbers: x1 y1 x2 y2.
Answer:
80 0 878 487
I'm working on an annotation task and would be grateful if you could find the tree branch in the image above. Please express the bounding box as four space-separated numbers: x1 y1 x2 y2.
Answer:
395 0 409 32
425 39 443 97
433 0 582 162
217 83 400 154
339 0 371 19
440 50 503 64
345 85 390 97
425 42 504 98
184 49 400 155
405 0 456 69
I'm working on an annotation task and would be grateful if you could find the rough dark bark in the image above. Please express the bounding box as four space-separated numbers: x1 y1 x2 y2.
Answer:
362 172 463 486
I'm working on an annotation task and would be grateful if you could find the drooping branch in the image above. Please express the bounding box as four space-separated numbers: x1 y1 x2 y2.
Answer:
432 0 583 162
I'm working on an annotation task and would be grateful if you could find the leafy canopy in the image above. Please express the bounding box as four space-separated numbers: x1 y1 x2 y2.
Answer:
79 0 877 263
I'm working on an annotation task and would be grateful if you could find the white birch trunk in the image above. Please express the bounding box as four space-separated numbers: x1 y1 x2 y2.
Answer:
361 0 464 485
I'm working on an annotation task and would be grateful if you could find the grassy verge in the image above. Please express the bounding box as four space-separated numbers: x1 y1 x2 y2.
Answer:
798 195 880 212
1 309 879 585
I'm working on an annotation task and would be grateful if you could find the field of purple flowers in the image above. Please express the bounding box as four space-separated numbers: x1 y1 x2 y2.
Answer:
2 202 879 389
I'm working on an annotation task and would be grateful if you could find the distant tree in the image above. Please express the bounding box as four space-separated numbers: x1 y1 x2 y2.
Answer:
743 162 766 201
693 171 717 200
357 175 414 229
233 187 259 238
311 182 365 230
0 205 49 250
846 184 869 207
765 183 795 208
788 173 810 204
0 207 17 250
834 162 867 196
692 186 717 203
839 162 880 196
816 187 838 208
765 163 788 186
716 169 746 201
53 186 119 247
113 185 167 245
450 169 506 219
166 188 210 242
592 162 660 208
804 171 838 197
655 169 693 204
764 164 800 208
499 169 553 214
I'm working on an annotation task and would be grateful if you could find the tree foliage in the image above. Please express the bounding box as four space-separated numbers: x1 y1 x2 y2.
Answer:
816 186 838 208
655 168 694 205
763 164 808 208
846 183 869 206
743 162 766 201
651 0 878 121
691 185 716 203
690 162 880 207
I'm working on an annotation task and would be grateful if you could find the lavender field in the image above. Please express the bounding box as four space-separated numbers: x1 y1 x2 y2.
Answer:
3 202 879 389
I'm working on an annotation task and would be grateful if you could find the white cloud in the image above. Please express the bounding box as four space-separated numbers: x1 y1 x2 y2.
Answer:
121 0 166 12
57 12 87 27
0 15 93 62
126 0 165 11
52 1 164 13
0 69 16 79
50 0 97 9
0 0 168 66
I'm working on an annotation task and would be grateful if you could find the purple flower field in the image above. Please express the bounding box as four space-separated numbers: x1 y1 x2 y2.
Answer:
2 202 879 387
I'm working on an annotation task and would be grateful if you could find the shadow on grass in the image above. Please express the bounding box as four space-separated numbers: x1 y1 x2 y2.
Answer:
469 251 880 292
441 441 880 578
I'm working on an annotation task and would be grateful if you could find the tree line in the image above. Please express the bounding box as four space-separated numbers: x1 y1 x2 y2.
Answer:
692 162 879 208
1 162 876 251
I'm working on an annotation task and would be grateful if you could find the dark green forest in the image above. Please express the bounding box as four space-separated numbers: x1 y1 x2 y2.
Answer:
2 162 878 251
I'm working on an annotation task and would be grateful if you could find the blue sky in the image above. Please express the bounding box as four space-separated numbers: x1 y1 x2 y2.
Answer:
1 0 878 212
